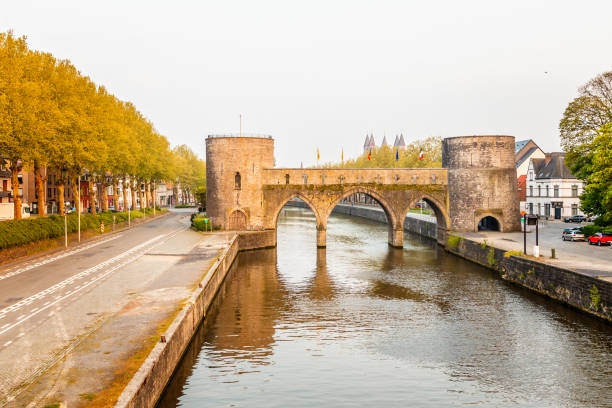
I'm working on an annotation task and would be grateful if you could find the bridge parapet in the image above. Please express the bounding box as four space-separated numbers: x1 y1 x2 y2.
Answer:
263 168 448 186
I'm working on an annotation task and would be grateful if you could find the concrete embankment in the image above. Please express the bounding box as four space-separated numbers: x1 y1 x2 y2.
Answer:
288 201 611 322
115 229 276 408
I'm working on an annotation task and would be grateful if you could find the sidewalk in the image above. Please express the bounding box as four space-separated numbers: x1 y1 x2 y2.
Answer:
2 220 233 407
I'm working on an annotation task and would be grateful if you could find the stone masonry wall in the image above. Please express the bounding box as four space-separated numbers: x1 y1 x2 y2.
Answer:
443 136 521 233
445 235 612 322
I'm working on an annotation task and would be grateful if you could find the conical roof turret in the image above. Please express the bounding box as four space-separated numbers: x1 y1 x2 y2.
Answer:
381 135 388 147
393 135 399 147
397 133 406 149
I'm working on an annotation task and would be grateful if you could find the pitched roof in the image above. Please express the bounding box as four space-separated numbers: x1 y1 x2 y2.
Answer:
381 135 388 146
530 158 547 175
363 134 370 149
515 139 530 154
393 135 399 147
516 146 539 168
536 153 576 179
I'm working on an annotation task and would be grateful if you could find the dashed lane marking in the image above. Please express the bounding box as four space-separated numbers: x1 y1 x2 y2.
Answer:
0 226 186 337
3 341 11 347
0 234 123 282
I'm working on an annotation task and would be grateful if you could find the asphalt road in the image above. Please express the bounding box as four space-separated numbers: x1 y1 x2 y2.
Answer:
0 209 231 406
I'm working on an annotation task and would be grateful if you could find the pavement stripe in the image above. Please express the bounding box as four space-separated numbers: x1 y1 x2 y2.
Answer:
0 234 123 282
0 226 186 336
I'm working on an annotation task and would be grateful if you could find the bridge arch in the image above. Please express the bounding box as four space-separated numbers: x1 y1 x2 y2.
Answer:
324 186 401 248
477 214 502 231
403 193 450 244
271 193 324 230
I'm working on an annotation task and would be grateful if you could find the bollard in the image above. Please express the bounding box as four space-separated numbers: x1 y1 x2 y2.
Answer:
533 245 540 258
113 215 116 231
64 215 68 248
551 248 556 259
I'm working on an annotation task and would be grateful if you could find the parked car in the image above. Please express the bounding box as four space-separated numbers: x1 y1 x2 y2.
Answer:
564 215 587 223
562 228 585 241
588 232 612 246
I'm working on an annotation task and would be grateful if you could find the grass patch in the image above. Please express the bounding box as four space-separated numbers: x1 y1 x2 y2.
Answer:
481 240 488 249
504 250 522 258
487 247 496 266
447 234 462 249
590 285 601 311
80 393 96 401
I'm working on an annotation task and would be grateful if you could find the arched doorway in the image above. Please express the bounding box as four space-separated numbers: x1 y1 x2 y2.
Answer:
478 216 500 231
228 210 247 230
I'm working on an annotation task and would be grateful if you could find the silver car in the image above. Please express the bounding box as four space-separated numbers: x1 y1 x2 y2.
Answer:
562 229 585 241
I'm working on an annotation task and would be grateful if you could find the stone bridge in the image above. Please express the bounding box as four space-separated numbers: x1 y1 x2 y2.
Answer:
205 135 521 248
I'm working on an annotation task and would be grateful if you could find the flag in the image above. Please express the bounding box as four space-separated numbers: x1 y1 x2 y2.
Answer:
418 149 423 160
341 149 344 161
367 149 371 160
395 149 399 161
317 148 320 161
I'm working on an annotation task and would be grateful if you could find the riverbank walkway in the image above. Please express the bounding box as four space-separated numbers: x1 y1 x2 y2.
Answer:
0 210 232 407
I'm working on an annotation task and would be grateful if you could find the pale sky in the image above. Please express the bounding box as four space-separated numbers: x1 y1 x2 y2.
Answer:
2 1 611 167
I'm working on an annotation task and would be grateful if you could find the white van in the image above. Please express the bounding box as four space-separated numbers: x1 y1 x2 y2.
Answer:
0 203 31 220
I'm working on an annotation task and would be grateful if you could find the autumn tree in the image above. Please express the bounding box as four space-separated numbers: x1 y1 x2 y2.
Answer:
560 71 612 225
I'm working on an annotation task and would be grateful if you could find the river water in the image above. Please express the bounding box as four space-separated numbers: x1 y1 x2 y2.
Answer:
158 207 612 408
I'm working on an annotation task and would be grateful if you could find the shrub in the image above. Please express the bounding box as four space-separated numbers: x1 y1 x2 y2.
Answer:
583 224 612 237
504 250 522 257
447 235 462 249
487 247 496 266
590 285 601 310
192 216 208 231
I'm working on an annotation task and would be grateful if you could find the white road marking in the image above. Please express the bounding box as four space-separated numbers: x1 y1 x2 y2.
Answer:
0 226 185 336
17 332 24 338
30 307 38 313
3 341 11 347
0 324 8 329
43 301 50 306
0 234 123 282
17 315 25 321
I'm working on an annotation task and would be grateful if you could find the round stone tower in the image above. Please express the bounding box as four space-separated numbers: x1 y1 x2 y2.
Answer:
442 135 521 232
206 136 274 230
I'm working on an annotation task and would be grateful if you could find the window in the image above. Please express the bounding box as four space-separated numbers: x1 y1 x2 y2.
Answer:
234 172 241 190
529 171 534 181
545 185 549 197
545 204 550 217
339 175 344 184
537 185 541 197
571 204 578 216
554 185 559 198
529 186 533 197
303 174 308 185
529 202 533 214
431 175 436 184
285 174 290 184
321 174 325 184
571 185 578 197
537 203 541 215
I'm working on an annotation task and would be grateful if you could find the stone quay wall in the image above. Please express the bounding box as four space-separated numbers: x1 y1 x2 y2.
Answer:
287 200 611 322
285 200 438 240
445 236 612 322
115 229 275 408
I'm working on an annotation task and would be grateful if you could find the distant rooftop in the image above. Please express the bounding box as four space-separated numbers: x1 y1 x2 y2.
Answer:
515 139 530 154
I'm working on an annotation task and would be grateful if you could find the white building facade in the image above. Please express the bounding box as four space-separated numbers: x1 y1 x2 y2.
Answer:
525 153 584 220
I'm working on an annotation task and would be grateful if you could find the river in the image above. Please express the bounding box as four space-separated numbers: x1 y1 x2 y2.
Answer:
158 206 612 407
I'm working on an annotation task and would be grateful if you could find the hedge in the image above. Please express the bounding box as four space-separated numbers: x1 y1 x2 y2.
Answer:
582 224 612 237
192 216 208 231
0 209 162 250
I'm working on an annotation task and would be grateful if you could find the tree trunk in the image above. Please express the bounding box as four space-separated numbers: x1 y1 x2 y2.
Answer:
121 177 127 212
57 171 65 216
145 181 151 209
11 165 22 220
113 177 119 211
101 177 109 212
131 179 137 211
71 175 78 213
89 176 97 215
34 162 47 217
137 180 143 210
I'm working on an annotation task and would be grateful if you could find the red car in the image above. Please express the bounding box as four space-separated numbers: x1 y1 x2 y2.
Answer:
588 232 612 246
